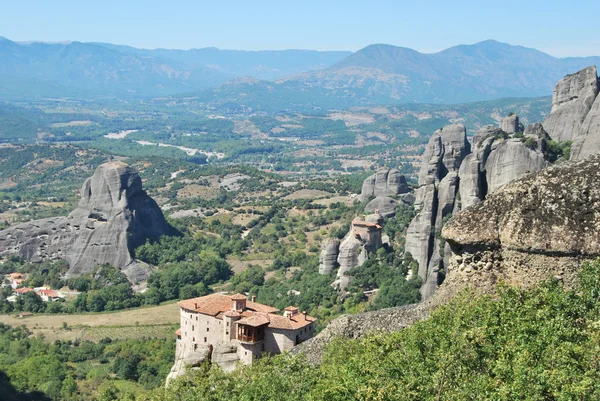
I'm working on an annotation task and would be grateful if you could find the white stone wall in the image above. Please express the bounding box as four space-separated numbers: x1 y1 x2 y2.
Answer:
237 341 263 365
180 309 225 352
263 328 295 354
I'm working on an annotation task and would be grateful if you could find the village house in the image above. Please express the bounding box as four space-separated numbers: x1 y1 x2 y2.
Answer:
36 289 61 302
8 272 25 289
176 293 316 366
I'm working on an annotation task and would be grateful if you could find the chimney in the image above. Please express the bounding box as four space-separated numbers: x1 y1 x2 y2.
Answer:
251 295 256 303
194 302 198 309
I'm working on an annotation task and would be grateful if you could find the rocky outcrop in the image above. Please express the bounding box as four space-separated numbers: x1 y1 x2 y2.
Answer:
332 236 366 291
318 238 340 275
405 124 470 300
166 346 211 386
292 303 431 364
364 196 397 217
407 117 553 299
542 66 599 143
442 154 600 299
571 90 600 159
0 162 177 283
500 114 523 134
360 168 409 202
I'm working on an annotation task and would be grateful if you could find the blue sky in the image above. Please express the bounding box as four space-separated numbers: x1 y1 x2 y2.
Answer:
1 0 598 56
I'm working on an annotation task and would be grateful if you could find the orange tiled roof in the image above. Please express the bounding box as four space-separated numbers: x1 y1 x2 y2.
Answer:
9 273 24 279
178 293 278 316
14 287 33 294
352 220 382 229
175 328 181 336
230 293 247 300
236 314 270 327
37 289 59 297
237 311 316 330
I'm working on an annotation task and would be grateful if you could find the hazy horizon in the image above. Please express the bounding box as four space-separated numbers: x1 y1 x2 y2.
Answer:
1 0 598 57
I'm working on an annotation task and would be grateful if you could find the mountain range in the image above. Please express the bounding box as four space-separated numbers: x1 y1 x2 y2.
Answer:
0 37 599 107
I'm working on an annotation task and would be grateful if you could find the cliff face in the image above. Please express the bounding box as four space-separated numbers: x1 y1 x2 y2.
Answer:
441 155 600 299
405 124 470 299
542 66 599 143
0 162 177 283
360 168 410 203
406 116 554 299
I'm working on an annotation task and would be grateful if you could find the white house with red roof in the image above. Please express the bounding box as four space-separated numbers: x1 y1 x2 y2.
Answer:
176 293 316 367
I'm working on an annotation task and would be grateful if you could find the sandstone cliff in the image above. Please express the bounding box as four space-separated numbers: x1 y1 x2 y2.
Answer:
0 162 177 283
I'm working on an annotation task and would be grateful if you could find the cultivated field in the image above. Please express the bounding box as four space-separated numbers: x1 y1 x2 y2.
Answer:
0 302 180 342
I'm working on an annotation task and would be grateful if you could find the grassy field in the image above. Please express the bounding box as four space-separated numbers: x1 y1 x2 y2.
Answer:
0 302 180 342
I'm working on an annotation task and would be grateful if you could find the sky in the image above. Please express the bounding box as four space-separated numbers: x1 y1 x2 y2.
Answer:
1 0 599 57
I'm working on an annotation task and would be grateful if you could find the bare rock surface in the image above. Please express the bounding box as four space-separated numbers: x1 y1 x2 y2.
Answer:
292 303 431 364
360 168 409 202
442 154 600 299
405 124 470 299
571 93 600 159
500 114 523 134
318 238 340 275
364 196 397 217
0 162 177 283
542 66 599 142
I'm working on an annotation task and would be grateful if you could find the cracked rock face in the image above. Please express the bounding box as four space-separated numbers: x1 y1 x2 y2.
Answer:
542 66 599 143
318 238 340 275
0 162 177 283
405 124 470 300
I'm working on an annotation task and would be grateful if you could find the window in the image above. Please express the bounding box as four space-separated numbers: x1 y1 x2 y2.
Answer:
226 331 229 335
196 316 198 321
204 337 207 343
245 352 247 356
192 325 194 331
207 321 209 324
207 328 209 332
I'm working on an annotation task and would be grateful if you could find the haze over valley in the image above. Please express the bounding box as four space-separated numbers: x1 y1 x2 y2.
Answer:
2 1 600 400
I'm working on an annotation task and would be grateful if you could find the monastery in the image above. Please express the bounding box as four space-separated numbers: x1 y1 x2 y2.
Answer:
175 293 316 367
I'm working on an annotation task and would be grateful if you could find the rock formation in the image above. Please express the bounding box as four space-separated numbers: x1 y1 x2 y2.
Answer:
570 81 600 159
500 114 523 134
542 66 599 143
406 116 554 299
318 238 340 275
360 168 409 202
442 154 600 299
325 215 386 292
0 162 177 283
405 124 470 300
296 153 600 366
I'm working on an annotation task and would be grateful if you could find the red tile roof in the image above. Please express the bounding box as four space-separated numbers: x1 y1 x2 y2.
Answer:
178 294 315 331
236 314 270 327
9 273 24 279
37 289 59 298
175 328 181 337
237 311 316 330
14 287 33 294
231 293 247 300
178 293 278 316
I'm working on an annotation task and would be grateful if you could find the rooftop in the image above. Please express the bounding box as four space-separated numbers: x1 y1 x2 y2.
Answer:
178 294 316 331
178 293 279 316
